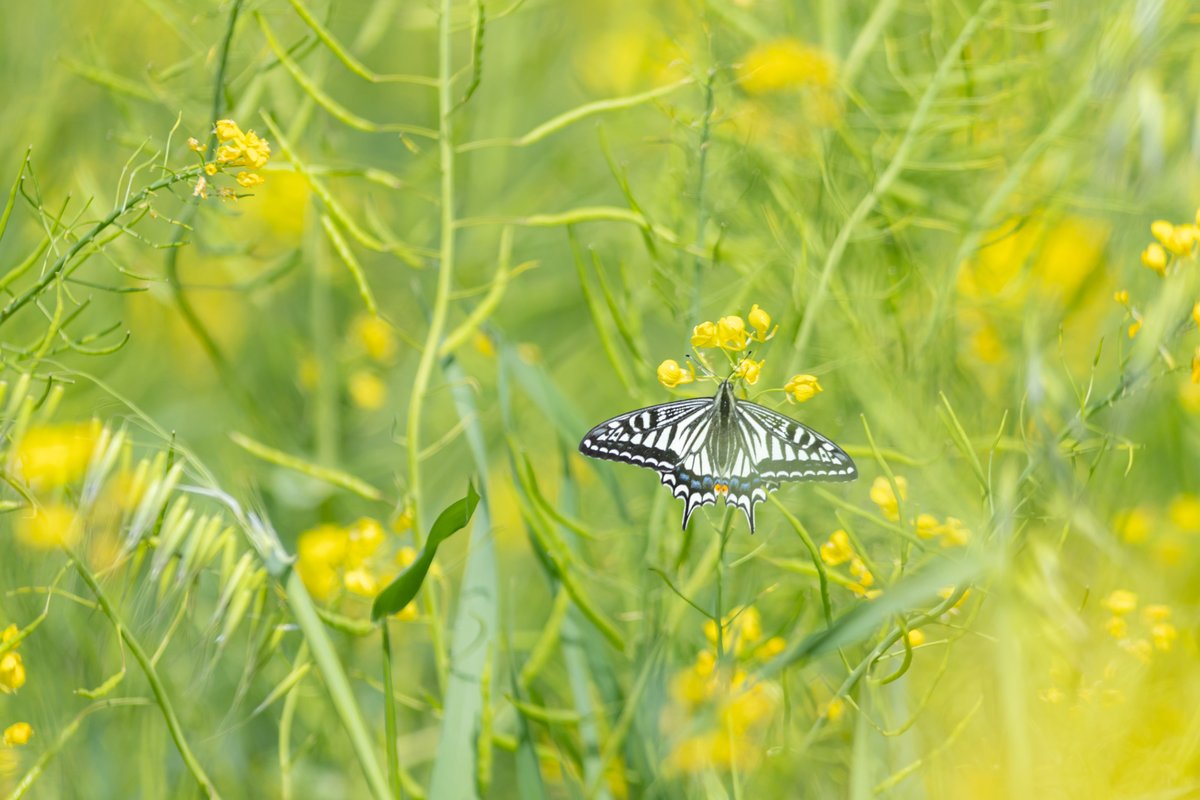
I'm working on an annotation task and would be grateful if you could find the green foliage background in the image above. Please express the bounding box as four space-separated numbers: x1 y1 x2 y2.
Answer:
2 0 1200 797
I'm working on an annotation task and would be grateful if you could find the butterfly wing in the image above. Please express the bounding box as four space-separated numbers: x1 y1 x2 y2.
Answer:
578 398 713 471
735 401 857 482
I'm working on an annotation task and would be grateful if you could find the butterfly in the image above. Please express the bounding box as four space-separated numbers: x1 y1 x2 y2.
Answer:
578 378 856 532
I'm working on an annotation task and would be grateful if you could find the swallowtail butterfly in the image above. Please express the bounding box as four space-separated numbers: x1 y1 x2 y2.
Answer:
579 379 856 532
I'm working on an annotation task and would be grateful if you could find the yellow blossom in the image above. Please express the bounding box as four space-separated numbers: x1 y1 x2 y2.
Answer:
204 163 218 176
1143 604 1172 623
1151 622 1178 651
240 131 271 169
393 506 415 534
916 513 940 540
1122 638 1153 663
216 144 242 164
15 503 79 550
821 697 845 722
716 316 750 351
349 370 387 410
343 566 378 597
1114 507 1152 543
784 374 822 403
905 629 926 648
1193 301 1200 329
748 304 776 341
296 524 346 600
12 421 100 488
1105 616 1127 639
732 358 764 385
1141 243 1168 275
757 636 786 659
938 586 971 610
1103 589 1137 616
345 518 385 566
236 171 265 188
187 137 204 152
353 314 398 362
1 626 17 646
719 680 777 732
1127 319 1142 338
1113 289 1129 305
1150 221 1197 256
690 321 719 349
938 517 971 548
849 557 874 588
2 723 31 747
215 119 243 140
657 359 694 389
869 475 907 521
0 651 25 694
1169 495 1200 532
819 529 854 566
704 606 763 658
1040 687 1065 704
737 38 836 95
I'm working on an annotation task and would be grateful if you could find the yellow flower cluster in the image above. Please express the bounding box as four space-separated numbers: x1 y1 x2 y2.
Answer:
1101 590 1177 659
11 421 100 488
193 120 271 199
0 626 25 695
818 529 879 598
869 475 907 521
690 305 775 352
1141 211 1200 276
296 517 418 618
663 606 784 774
736 38 836 95
915 513 971 548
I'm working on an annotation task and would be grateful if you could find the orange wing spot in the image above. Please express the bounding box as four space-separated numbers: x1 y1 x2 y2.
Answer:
714 483 728 495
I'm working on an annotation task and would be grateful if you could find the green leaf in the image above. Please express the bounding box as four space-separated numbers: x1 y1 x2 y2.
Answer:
371 483 479 620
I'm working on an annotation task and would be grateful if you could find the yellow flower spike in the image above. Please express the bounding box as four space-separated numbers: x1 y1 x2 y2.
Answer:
349 370 387 410
354 314 398 363
732 358 764 385
690 321 719 349
15 503 80 550
784 374 822 403
1151 622 1178 651
748 304 776 342
0 651 26 693
1143 604 1172 623
938 517 971 548
657 359 695 389
905 629 925 648
236 172 265 188
819 529 853 566
1103 589 1137 616
1113 289 1129 305
2 722 32 747
915 513 940 540
716 316 750 351
869 475 907 521
1141 243 1168 275
1105 616 1127 639
1127 319 1142 338
214 119 243 141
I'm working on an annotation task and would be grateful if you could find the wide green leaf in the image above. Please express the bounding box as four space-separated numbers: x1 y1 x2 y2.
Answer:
371 482 479 620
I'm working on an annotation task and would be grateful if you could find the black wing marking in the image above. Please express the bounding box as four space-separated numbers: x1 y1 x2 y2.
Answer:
578 398 712 471
735 401 857 482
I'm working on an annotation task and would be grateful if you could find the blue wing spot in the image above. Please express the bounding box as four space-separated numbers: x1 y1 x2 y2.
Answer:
702 476 714 490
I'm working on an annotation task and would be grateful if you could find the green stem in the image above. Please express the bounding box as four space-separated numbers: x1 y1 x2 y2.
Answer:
382 623 402 798
68 554 221 799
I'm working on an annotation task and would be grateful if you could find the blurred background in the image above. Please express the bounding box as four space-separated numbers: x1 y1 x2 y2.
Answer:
1 0 1200 797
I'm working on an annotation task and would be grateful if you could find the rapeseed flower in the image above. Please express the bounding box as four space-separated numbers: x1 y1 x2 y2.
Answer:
15 503 80 550
869 475 907 521
736 38 835 95
819 529 853 566
732 358 763 385
11 421 100 488
1 724 31 748
657 359 694 389
784 374 821 403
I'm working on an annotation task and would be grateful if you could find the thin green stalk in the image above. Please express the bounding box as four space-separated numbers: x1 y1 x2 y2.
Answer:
382 623 402 799
68 553 221 799
689 68 716 323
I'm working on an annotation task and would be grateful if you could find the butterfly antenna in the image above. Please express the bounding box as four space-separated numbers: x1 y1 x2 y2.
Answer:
687 354 717 379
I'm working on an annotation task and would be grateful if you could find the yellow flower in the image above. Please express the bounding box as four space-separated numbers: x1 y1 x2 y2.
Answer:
784 374 822 403
2 723 31 747
1105 616 1127 639
869 476 907 521
1103 589 1137 616
298 524 347 566
656 359 694 389
737 38 836 95
216 144 242 164
669 651 717 705
938 586 971 610
732 358 764 385
821 696 845 723
343 566 378 597
1127 319 1142 338
849 557 873 588
15 503 79 550
690 321 720 349
915 513 940 540
0 651 25 694
1150 221 1197 256
1 626 17 646
757 636 786 659
1193 301 1200 329
1113 289 1129 305
353 314 398 362
349 370 387 410
1143 604 1172 623
905 629 925 648
1151 622 1178 651
345 518 385 566
1141 243 1168 275
938 517 970 548
1169 495 1200 532
12 421 100 488
236 171 265 188
819 529 853 566
240 131 271 169
215 119 243 140
716 316 750 351
719 680 777 732
704 606 763 658
747 304 776 341
187 137 204 152
1122 638 1153 663
204 163 218 176
1193 348 1200 385
1114 507 1152 543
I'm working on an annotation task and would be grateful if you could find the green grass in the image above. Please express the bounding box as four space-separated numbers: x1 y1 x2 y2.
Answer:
2 0 1200 797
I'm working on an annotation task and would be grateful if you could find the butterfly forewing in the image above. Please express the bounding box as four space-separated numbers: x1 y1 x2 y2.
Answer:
735 402 858 482
578 398 712 470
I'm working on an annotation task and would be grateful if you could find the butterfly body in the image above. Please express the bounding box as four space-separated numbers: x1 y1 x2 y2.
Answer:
579 380 856 532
